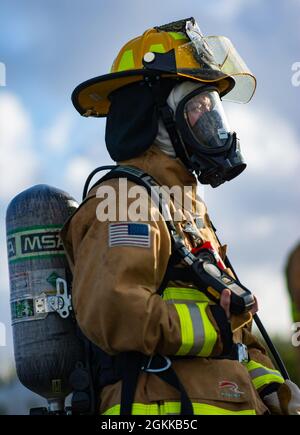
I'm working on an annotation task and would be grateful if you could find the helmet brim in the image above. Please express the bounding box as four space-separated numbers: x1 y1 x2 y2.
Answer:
71 70 235 118
72 70 148 117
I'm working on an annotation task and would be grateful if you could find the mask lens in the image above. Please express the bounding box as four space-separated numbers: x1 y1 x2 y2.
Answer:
184 90 231 149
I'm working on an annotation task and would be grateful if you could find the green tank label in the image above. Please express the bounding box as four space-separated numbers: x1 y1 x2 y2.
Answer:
11 298 34 321
47 271 61 288
7 225 65 263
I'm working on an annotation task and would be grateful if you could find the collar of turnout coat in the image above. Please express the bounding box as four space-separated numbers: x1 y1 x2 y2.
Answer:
86 144 205 219
118 144 197 191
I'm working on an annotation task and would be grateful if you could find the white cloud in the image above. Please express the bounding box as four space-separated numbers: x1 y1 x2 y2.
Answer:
64 155 95 200
205 0 261 21
239 215 277 240
226 103 300 177
0 62 6 87
240 265 292 337
0 92 38 200
42 111 74 153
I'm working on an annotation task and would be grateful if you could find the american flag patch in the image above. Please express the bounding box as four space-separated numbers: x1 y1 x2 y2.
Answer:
108 223 151 248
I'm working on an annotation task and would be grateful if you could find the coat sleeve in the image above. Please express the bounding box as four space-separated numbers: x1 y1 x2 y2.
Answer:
242 324 285 397
62 180 229 358
210 241 285 398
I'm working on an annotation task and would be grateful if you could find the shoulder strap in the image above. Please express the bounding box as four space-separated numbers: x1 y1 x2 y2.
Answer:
89 165 178 234
89 165 197 287
82 165 116 201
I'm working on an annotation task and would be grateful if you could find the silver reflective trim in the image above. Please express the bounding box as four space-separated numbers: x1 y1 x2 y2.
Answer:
165 299 202 305
249 367 282 379
187 304 205 355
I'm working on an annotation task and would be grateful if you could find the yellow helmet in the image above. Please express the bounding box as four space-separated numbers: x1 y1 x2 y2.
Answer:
72 18 256 117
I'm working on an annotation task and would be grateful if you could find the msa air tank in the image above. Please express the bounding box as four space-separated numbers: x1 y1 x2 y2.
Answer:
6 184 84 413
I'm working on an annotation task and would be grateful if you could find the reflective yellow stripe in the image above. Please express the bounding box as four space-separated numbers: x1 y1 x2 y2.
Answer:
246 360 284 390
252 375 284 390
103 402 256 415
159 401 256 415
174 303 194 355
149 44 166 53
118 49 135 71
193 403 255 415
164 288 217 357
163 287 210 303
196 303 217 357
103 403 159 415
173 300 217 357
168 31 189 41
193 403 256 415
251 373 285 390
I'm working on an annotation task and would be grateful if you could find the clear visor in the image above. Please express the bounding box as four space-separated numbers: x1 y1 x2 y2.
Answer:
171 22 256 103
184 90 231 149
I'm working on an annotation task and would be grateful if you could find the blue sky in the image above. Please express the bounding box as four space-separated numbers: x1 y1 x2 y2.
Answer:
1 0 300 381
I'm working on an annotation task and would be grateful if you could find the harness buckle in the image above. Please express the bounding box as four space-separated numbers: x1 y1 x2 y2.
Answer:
141 355 172 373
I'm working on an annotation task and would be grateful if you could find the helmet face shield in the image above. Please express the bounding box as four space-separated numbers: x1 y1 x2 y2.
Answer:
173 34 256 104
144 19 257 103
182 89 231 151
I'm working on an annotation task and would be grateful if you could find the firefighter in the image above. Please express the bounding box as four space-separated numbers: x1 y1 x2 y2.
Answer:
61 18 300 415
